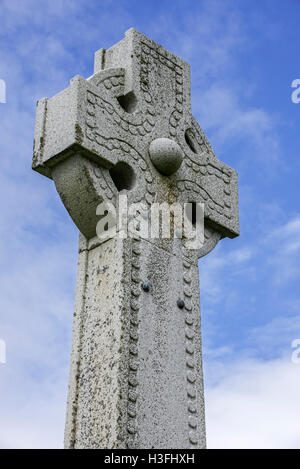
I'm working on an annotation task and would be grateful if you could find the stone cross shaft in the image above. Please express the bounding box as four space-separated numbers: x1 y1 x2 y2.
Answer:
33 29 239 449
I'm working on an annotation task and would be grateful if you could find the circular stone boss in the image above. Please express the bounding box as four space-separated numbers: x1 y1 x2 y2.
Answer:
149 137 183 176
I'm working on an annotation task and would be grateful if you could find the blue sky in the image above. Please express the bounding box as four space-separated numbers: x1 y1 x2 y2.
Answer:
0 0 300 448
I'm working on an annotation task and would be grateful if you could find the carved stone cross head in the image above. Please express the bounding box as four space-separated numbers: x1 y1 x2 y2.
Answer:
33 27 238 249
32 29 239 449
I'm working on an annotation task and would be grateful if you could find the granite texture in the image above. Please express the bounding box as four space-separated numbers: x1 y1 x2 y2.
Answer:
32 28 239 449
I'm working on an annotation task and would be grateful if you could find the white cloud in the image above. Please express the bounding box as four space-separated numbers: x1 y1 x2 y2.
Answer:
0 367 67 449
0 0 298 450
0 227 76 449
194 85 278 149
199 241 256 309
148 0 245 81
206 356 300 449
0 0 135 450
200 213 300 314
145 0 281 170
265 215 300 285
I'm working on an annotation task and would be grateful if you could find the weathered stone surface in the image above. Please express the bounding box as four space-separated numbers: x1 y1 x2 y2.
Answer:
33 28 239 239
149 137 183 175
32 28 239 449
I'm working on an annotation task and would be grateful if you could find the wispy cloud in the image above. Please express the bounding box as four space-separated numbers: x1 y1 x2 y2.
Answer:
205 313 300 448
206 356 300 449
265 215 300 285
194 85 280 164
148 0 245 80
145 0 281 171
0 0 298 449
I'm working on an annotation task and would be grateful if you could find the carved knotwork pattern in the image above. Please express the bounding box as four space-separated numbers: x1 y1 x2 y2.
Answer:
175 118 234 221
89 133 156 206
85 69 156 140
139 41 184 138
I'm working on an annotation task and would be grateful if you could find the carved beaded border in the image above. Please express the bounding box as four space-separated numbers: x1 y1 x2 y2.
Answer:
140 40 184 138
182 251 199 448
88 134 156 206
126 236 142 447
86 68 156 140
177 170 232 221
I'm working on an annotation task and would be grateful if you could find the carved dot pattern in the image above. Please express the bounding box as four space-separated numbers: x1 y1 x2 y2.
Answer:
140 41 184 139
93 72 125 91
176 167 232 221
127 236 142 447
92 165 114 200
87 134 156 205
182 255 199 448
169 67 184 138
86 67 156 139
179 120 233 221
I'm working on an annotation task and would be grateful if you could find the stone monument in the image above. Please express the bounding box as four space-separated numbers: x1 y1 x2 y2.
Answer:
32 29 239 449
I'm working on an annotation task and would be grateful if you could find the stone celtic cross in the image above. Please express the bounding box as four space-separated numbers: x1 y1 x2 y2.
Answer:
33 29 239 449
